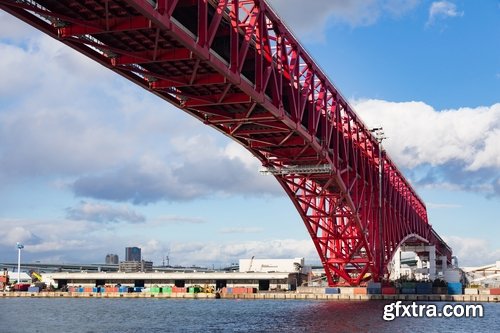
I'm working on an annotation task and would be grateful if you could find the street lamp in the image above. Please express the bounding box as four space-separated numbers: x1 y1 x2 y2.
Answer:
16 242 24 285
370 127 387 280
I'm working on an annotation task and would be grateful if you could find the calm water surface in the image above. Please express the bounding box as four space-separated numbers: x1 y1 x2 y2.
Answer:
0 298 498 333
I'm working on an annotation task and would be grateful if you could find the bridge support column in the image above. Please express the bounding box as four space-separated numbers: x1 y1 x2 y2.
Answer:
440 255 448 274
428 245 436 280
396 244 438 281
393 248 402 280
416 256 423 280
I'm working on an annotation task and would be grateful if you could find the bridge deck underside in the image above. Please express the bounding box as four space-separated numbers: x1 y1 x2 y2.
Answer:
0 0 451 285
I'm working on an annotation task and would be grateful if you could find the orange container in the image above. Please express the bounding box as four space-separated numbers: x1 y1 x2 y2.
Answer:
172 287 186 293
84 287 93 292
353 287 367 295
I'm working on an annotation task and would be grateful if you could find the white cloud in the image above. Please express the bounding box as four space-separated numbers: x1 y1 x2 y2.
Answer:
444 236 500 266
66 201 146 224
268 0 421 40
70 135 282 203
0 217 110 263
353 99 500 195
166 239 318 267
150 216 206 225
0 11 39 40
0 34 282 202
426 203 462 209
427 1 463 25
219 227 264 234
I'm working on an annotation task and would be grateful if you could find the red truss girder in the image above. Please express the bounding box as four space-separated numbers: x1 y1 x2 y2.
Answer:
0 0 452 285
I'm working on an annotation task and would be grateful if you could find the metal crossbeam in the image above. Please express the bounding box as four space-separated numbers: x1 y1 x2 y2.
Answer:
260 164 331 175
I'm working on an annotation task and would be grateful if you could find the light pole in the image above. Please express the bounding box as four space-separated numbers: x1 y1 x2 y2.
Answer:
370 128 386 281
16 242 24 285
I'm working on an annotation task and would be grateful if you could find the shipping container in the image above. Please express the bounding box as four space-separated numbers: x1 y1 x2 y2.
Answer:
478 289 490 295
432 287 448 294
447 282 462 295
367 282 382 289
489 288 500 295
367 288 381 295
464 288 479 295
416 282 433 294
353 287 367 295
325 287 340 294
400 288 416 294
340 287 355 294
381 287 397 295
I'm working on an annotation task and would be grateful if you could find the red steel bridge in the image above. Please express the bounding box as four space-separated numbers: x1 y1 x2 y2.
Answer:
1 0 452 286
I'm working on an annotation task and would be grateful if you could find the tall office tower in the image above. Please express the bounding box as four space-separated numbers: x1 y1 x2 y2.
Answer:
105 254 119 264
125 247 141 262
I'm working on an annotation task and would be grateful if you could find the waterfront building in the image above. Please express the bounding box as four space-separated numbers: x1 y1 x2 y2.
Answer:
105 254 119 265
41 271 296 291
239 258 307 274
119 260 153 273
125 247 141 262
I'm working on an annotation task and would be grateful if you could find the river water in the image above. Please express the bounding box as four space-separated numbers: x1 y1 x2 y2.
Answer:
0 298 498 332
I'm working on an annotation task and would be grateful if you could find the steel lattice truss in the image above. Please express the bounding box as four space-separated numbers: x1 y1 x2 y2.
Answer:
1 0 452 285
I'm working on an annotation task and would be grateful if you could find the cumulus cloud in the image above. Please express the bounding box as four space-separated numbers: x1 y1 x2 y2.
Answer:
71 135 282 204
151 216 206 225
0 33 282 202
427 1 463 25
0 217 110 263
164 239 318 267
219 227 264 234
444 236 500 267
268 0 421 39
66 201 146 224
353 99 500 196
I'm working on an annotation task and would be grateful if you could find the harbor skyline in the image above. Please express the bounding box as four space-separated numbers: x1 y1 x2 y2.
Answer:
0 0 499 268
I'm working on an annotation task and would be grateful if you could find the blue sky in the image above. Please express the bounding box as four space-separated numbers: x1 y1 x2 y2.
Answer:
0 0 499 268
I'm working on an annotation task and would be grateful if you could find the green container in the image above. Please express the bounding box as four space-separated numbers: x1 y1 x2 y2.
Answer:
150 287 161 293
401 282 417 289
163 287 172 294
188 286 201 293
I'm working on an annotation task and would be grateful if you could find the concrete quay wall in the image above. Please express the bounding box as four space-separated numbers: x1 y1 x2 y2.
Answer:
1 292 499 302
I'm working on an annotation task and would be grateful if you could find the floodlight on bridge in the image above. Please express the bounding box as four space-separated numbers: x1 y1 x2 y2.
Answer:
260 164 332 175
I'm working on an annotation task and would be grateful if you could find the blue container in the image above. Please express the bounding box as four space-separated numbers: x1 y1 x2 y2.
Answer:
401 288 416 294
447 282 462 295
367 288 381 295
28 286 40 292
226 287 233 294
416 283 433 294
367 282 382 289
78 287 84 293
134 287 143 292
325 287 340 294
119 287 129 293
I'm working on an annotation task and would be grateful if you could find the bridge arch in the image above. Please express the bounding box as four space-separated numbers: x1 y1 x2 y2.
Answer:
0 0 451 285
